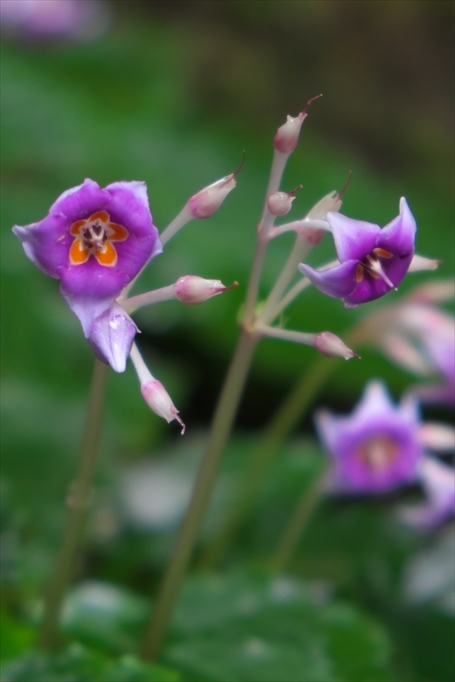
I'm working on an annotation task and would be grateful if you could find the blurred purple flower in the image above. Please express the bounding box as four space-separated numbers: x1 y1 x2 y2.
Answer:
300 198 416 307
13 179 162 372
0 0 110 43
399 457 455 530
316 380 422 495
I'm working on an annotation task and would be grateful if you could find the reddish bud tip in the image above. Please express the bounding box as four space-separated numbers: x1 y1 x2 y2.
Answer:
141 379 185 433
301 93 323 115
337 170 353 200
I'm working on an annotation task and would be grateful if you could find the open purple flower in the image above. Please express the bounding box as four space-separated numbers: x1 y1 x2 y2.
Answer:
399 457 455 529
13 179 162 372
299 198 416 307
316 380 422 495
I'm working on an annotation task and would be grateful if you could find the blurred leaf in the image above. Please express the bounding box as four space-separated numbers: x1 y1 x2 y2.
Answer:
61 582 149 654
0 643 180 682
0 611 35 664
164 570 394 682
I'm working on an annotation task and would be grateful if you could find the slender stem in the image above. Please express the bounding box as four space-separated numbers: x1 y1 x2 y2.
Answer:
243 231 269 324
141 330 258 661
260 236 311 323
268 218 330 240
266 278 311 323
160 205 193 246
244 149 291 324
198 356 334 569
258 324 315 347
270 470 327 574
38 359 109 650
121 285 176 313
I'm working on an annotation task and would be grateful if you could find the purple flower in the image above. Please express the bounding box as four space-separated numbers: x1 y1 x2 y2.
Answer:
0 0 110 43
399 457 455 529
299 198 416 307
316 381 422 495
13 179 162 372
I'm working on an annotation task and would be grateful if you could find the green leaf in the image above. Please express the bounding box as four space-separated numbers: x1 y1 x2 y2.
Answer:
164 571 394 682
0 611 35 664
61 582 149 654
0 644 180 682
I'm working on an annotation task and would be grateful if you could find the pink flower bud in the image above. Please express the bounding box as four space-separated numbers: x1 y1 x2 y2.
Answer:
267 185 302 216
273 95 322 154
267 191 295 216
141 380 185 434
314 331 359 360
174 275 238 305
186 156 244 219
274 113 305 154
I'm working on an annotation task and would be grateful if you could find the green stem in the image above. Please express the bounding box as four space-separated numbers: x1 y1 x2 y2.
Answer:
38 359 109 650
270 470 327 574
198 356 335 569
140 330 258 662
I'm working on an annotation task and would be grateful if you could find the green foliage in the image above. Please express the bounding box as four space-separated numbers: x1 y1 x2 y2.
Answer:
1 5 453 682
165 571 393 682
0 643 180 682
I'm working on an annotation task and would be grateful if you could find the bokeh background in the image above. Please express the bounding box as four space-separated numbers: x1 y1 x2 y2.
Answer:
1 1 454 680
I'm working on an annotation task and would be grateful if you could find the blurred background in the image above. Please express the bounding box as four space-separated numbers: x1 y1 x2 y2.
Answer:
1 1 454 680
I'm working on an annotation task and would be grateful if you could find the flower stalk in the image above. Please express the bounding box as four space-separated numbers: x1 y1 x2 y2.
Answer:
38 358 109 649
141 329 258 661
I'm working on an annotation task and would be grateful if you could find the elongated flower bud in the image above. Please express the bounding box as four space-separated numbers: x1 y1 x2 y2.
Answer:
174 275 238 305
130 343 185 433
141 380 185 434
186 156 243 219
273 95 322 154
314 331 358 360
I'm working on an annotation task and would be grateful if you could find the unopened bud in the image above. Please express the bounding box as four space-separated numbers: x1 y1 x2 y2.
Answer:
267 191 294 216
174 275 238 305
314 331 359 360
274 95 322 154
307 191 342 220
141 380 185 434
407 254 441 273
187 155 244 219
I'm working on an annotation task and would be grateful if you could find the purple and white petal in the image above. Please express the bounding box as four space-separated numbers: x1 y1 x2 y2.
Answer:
88 304 138 373
376 198 416 258
326 212 379 263
299 260 358 299
399 457 455 529
50 179 109 222
316 380 423 495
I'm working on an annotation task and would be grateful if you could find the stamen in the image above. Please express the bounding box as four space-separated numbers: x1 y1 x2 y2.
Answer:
364 254 396 290
69 212 129 268
355 263 364 283
373 247 393 259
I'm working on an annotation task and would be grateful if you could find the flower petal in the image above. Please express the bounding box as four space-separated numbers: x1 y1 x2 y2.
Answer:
13 213 72 277
50 178 109 222
327 212 379 263
299 260 358 299
316 380 422 495
88 304 138 373
376 197 416 258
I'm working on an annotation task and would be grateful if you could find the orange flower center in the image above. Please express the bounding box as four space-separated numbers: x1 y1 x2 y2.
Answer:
69 211 128 267
355 435 399 472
